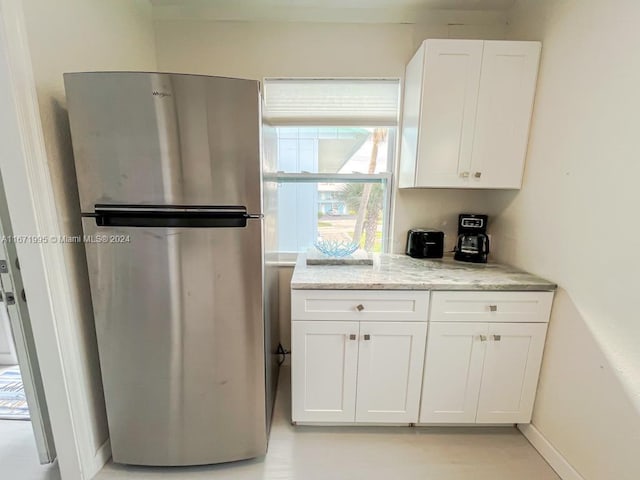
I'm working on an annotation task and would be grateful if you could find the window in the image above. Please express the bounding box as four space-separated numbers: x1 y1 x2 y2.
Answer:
263 79 399 255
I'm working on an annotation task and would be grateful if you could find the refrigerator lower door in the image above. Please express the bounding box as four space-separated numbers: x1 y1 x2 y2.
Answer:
82 218 266 466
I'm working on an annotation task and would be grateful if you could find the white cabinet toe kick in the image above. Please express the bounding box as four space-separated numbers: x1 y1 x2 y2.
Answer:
290 289 554 427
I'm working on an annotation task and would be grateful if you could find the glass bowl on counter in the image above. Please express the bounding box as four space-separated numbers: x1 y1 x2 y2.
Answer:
314 240 359 258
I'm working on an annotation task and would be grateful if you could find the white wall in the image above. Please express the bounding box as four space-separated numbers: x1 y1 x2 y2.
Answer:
154 17 516 350
491 1 640 478
153 18 509 255
20 0 156 472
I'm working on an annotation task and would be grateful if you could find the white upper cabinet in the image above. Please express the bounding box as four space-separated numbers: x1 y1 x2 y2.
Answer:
399 40 483 188
470 42 542 188
399 39 541 189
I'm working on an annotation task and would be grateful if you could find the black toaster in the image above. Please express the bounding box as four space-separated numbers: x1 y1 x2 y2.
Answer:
406 229 444 259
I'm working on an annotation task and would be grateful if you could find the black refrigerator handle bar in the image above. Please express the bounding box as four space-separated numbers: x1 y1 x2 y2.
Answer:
82 204 263 228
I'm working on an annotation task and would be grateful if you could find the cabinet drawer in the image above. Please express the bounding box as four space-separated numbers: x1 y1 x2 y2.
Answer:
291 290 430 322
430 291 553 323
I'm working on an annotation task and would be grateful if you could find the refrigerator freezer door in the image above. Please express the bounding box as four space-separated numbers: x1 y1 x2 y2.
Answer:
64 72 262 214
82 217 266 466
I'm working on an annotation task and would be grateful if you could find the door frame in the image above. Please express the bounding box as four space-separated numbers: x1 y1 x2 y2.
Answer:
0 2 109 479
0 170 56 463
0 304 18 364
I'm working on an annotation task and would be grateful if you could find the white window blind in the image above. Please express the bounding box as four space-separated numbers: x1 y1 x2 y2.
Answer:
262 79 400 126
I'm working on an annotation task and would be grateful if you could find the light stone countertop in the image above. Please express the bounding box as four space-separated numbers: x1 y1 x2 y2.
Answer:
291 253 557 291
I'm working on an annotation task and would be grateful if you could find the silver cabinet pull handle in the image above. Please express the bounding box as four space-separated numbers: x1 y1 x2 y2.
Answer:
349 334 357 341
474 172 482 178
493 335 501 341
489 305 498 312
363 334 371 341
479 335 487 342
356 304 365 312
460 171 470 178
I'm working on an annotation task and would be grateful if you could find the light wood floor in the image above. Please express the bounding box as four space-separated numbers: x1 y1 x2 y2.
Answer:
0 363 60 480
97 367 559 480
0 419 60 480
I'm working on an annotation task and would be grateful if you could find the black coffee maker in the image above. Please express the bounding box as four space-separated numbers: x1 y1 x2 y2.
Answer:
454 214 489 263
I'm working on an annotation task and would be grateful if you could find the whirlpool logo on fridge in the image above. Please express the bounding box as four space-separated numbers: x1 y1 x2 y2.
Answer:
152 90 172 98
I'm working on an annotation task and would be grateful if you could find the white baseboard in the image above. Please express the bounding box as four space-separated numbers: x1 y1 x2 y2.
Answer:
518 424 584 480
91 439 112 477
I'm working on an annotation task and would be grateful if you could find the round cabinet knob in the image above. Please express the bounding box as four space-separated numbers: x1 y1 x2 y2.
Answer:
474 172 482 178
363 334 371 341
356 304 365 312
488 305 498 312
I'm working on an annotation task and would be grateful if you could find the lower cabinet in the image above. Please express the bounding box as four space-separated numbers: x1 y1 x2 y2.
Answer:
291 321 359 423
476 322 548 423
292 320 427 424
419 320 548 424
291 289 553 426
355 321 427 423
418 322 487 423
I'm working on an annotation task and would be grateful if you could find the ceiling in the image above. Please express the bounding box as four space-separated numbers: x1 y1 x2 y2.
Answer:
151 0 516 9
151 0 516 23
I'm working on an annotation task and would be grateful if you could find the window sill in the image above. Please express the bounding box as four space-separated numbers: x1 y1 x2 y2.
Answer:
265 252 299 268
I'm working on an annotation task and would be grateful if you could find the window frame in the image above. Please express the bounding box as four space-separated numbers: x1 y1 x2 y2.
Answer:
262 79 400 256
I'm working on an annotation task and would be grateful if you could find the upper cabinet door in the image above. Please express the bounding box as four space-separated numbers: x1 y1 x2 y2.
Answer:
470 41 542 188
414 40 484 188
355 321 427 423
398 44 426 188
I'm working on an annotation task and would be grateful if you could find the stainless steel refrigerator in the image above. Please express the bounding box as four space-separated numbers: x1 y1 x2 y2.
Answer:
64 72 278 466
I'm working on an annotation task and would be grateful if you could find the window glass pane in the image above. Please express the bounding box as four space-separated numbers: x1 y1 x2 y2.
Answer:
276 127 393 174
277 181 385 253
